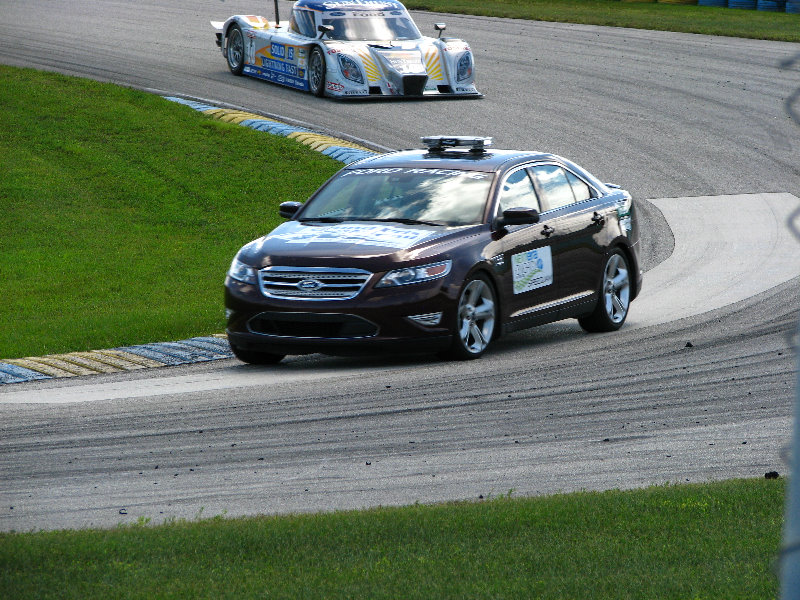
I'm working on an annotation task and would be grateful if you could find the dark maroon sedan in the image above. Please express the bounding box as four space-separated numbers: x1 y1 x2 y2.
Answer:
225 136 642 363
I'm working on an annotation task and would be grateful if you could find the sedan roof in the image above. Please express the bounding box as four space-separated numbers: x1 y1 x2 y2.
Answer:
349 148 563 173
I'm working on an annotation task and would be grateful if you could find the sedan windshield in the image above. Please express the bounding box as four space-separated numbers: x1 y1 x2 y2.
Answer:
321 15 421 41
300 167 495 226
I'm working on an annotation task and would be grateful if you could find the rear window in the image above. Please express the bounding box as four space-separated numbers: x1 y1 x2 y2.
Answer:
531 165 575 211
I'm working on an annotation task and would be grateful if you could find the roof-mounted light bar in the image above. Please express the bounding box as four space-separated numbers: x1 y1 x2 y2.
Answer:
421 136 493 154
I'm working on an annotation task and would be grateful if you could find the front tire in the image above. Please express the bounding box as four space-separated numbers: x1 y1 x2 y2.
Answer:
442 274 497 360
578 250 631 332
226 25 245 75
229 341 285 365
308 47 326 97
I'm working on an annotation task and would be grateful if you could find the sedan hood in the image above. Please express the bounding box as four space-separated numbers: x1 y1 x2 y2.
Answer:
241 220 477 268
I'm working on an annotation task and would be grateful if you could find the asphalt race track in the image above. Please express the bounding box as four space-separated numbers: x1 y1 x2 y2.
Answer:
1 0 799 531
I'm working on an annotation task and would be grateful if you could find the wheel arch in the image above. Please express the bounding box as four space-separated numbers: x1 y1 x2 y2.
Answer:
460 264 503 340
223 19 242 44
222 19 247 74
307 43 328 96
608 241 640 301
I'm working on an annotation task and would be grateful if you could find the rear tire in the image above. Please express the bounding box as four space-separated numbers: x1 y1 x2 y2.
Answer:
230 341 285 365
226 24 245 75
441 274 497 360
578 250 631 332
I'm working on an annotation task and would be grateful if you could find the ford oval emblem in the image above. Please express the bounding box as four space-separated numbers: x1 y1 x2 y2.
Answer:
297 278 323 291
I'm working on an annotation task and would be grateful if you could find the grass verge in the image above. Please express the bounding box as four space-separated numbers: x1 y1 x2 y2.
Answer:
407 0 800 43
0 478 784 599
0 66 342 359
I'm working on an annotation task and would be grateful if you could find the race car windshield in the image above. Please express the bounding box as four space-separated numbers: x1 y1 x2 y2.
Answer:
301 168 495 227
321 16 421 41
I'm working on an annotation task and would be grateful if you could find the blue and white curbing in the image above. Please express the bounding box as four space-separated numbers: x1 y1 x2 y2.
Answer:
164 96 379 164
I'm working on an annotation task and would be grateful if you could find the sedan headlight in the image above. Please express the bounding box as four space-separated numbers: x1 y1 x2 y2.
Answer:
375 260 452 288
337 54 364 84
228 256 258 284
456 52 473 82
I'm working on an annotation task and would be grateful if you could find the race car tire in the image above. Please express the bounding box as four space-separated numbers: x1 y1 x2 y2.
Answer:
441 273 497 360
226 24 245 75
578 249 631 332
229 341 285 365
308 47 326 97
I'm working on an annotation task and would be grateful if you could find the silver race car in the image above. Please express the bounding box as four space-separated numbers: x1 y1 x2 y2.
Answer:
211 0 481 98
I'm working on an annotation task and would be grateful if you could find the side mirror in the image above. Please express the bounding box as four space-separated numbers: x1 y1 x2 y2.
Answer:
434 23 446 38
318 24 333 38
605 182 621 189
497 207 540 228
279 201 303 219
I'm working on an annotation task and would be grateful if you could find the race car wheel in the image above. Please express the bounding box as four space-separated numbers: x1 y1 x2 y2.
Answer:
443 274 497 360
226 24 245 75
578 249 631 332
229 341 285 365
308 47 326 97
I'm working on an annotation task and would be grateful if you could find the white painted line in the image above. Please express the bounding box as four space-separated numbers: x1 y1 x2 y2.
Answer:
0 367 392 404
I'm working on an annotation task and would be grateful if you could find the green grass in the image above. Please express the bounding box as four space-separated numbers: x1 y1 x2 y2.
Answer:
0 478 784 599
0 66 342 359
407 0 800 43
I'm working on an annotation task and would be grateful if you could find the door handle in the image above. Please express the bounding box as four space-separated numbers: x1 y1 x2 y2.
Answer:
541 225 555 237
591 211 605 226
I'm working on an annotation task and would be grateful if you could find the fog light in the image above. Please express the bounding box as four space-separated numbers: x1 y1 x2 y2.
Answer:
408 312 443 326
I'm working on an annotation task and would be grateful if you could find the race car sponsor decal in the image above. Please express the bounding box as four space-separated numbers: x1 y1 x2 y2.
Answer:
376 50 425 75
269 42 295 60
243 65 308 91
269 224 433 249
511 247 553 294
327 81 345 92
259 56 303 77
319 0 405 9
250 42 307 88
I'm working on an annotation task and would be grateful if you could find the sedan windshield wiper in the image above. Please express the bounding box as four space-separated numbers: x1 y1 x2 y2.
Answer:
354 217 444 226
298 216 345 223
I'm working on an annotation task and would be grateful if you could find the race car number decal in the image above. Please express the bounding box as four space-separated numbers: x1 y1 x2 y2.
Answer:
270 42 295 60
270 224 433 249
511 247 553 294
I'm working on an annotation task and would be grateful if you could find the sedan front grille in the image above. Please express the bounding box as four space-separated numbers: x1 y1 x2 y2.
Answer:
248 312 378 339
258 267 372 300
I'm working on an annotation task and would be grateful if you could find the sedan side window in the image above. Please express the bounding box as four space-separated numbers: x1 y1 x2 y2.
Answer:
290 9 316 37
497 168 540 215
565 170 593 202
530 165 575 212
